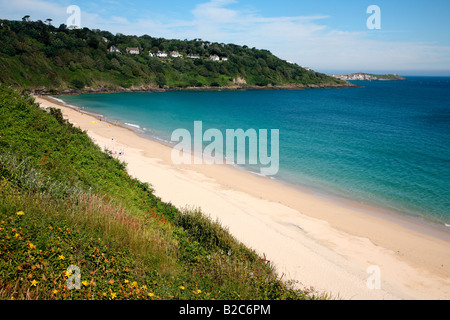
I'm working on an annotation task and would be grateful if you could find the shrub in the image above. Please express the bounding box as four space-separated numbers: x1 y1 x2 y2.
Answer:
70 78 85 89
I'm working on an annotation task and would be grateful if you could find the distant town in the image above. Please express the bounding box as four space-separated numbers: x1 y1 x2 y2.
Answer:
330 72 406 81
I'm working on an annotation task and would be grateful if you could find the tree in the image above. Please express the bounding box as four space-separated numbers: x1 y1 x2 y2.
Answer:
45 19 53 26
22 15 30 22
156 74 166 88
87 36 99 49
110 58 120 70
70 78 85 89
58 24 68 32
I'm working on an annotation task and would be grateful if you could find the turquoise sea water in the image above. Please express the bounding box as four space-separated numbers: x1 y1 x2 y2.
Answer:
57 77 450 226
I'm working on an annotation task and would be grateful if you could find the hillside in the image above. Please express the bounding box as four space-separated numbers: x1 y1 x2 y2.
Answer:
0 19 349 93
0 86 325 300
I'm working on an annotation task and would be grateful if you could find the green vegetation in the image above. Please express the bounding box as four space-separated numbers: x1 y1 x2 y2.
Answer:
0 86 325 300
0 19 347 92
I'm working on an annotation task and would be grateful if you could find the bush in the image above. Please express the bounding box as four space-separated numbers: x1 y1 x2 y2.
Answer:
155 74 166 88
70 78 85 89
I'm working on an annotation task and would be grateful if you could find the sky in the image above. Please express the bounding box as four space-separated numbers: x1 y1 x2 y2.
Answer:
1 0 450 75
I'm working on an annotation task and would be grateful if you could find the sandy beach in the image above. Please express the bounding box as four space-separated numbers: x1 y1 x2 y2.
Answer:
34 95 450 300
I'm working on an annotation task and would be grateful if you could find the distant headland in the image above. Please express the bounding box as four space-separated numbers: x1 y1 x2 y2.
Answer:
330 72 406 81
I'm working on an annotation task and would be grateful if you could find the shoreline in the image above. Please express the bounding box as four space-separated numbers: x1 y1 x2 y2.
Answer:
49 94 450 239
35 94 450 300
27 81 357 96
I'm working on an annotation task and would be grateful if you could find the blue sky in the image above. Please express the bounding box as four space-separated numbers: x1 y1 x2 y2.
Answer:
1 0 450 75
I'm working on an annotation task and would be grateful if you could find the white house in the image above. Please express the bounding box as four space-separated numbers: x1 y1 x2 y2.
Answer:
187 54 200 59
209 55 220 62
221 57 228 62
171 51 182 58
149 52 154 57
156 51 168 58
108 45 121 54
126 47 140 55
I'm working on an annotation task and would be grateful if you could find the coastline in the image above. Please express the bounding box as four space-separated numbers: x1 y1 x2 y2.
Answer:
28 81 357 96
34 94 450 300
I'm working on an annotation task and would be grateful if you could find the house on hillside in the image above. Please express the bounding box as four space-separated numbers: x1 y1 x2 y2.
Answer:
209 55 220 62
170 51 182 58
221 57 228 62
156 51 168 58
126 47 140 55
187 54 200 59
108 45 121 54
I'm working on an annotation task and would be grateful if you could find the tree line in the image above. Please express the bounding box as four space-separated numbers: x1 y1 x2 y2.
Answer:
0 19 345 91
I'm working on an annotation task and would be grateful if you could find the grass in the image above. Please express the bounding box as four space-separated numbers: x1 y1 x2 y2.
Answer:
0 86 325 300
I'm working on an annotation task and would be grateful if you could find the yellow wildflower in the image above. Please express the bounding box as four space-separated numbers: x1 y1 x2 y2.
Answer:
27 242 36 250
30 280 38 287
179 286 185 290
58 255 65 260
52 289 58 295
131 281 138 288
124 279 129 284
14 233 20 238
82 280 89 287
64 271 72 278
148 293 154 298
111 292 117 299
141 285 147 290
16 211 24 216
197 289 202 294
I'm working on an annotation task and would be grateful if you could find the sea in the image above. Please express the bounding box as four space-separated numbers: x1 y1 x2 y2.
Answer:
56 77 450 227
